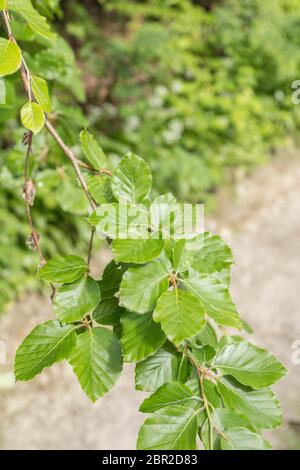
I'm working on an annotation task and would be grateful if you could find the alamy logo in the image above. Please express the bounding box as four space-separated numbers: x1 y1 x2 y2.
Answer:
90 202 205 249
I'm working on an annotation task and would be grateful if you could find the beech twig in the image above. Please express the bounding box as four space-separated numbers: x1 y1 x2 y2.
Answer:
1 9 99 273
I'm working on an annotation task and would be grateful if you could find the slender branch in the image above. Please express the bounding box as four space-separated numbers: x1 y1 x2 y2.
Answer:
199 369 214 450
45 119 96 210
23 132 45 263
1 10 96 212
87 226 96 268
183 347 214 450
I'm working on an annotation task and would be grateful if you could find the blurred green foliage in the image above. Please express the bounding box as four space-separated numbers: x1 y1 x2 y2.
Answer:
77 0 300 201
1 0 300 312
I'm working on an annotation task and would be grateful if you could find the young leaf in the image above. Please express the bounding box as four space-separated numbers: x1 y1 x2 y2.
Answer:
182 270 242 329
135 348 180 392
93 298 124 326
220 427 271 450
137 402 199 450
80 130 107 171
112 238 164 264
68 327 122 402
87 175 114 204
8 0 56 41
53 276 100 323
0 0 7 9
120 312 166 362
119 252 171 314
153 289 206 346
217 376 283 429
15 320 76 381
139 382 197 413
214 341 287 388
0 38 22 78
37 255 87 283
31 75 51 112
112 152 152 203
191 232 234 275
20 101 45 135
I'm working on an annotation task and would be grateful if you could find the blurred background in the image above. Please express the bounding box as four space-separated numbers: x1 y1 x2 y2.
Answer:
0 0 300 449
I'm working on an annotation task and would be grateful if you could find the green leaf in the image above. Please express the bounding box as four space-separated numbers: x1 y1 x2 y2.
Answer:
213 267 231 288
0 38 22 78
80 130 107 171
119 252 171 314
120 312 166 362
15 320 76 381
37 255 87 283
68 327 122 402
153 289 206 346
191 232 234 275
9 0 56 40
87 175 114 204
217 376 282 429
93 298 124 326
135 348 180 392
0 0 7 9
137 402 199 450
53 276 100 323
221 427 271 450
182 270 242 329
214 341 287 388
139 382 197 413
211 408 256 432
112 238 164 264
20 101 45 135
31 75 51 112
172 239 194 273
112 152 152 203
98 260 125 300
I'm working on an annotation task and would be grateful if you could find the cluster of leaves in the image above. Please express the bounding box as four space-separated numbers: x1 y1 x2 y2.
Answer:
14 147 287 449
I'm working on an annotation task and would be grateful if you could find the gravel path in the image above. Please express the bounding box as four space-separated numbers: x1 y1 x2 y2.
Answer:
0 153 300 450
